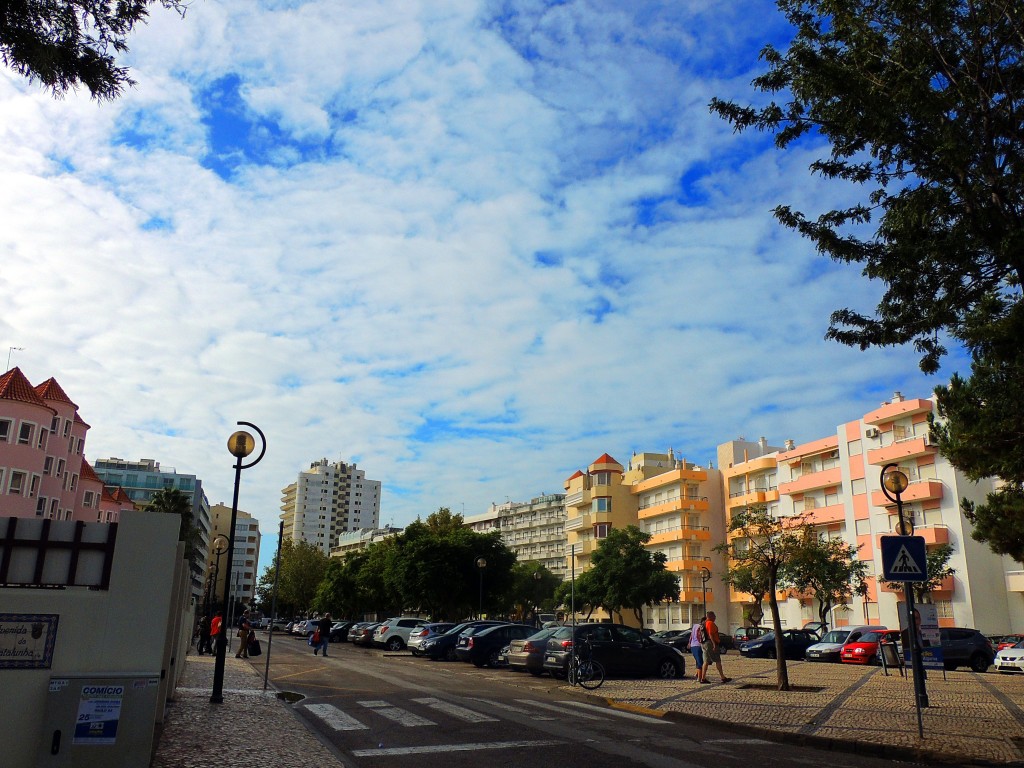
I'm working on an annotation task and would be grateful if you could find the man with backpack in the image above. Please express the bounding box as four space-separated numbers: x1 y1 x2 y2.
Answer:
699 611 732 684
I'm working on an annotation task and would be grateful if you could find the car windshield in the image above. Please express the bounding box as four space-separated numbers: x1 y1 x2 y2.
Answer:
1014 639 1024 649
860 631 885 643
820 630 848 644
443 623 473 636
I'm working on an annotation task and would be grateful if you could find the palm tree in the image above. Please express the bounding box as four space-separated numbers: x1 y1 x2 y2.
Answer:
147 487 203 576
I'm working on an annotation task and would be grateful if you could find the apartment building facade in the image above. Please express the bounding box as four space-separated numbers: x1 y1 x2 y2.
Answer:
718 394 1014 634
0 367 132 523
207 503 261 612
492 493 567 579
280 458 381 555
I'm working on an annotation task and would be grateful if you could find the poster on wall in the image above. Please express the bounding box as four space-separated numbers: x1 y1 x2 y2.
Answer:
73 684 125 745
898 602 944 670
0 613 59 669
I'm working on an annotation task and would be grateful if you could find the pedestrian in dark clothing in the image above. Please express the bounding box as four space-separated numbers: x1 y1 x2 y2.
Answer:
314 613 332 656
235 610 251 659
198 615 211 655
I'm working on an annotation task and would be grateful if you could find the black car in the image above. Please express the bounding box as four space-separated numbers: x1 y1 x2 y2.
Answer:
655 628 734 653
455 623 538 667
420 620 505 661
939 628 994 672
542 624 686 679
329 621 356 642
739 628 820 659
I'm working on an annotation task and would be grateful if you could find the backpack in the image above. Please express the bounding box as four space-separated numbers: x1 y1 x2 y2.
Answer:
696 622 708 644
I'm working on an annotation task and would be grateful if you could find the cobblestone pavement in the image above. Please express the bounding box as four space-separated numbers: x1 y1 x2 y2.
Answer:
152 651 1024 766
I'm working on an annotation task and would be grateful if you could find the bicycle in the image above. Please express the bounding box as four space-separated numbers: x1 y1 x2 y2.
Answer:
567 635 605 689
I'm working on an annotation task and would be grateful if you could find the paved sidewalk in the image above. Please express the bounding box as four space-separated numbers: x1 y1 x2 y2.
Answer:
152 650 1024 766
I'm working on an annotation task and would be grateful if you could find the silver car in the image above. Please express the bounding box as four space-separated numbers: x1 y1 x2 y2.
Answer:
408 622 456 655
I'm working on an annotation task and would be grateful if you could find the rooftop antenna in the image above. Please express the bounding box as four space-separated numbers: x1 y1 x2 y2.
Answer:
6 346 24 370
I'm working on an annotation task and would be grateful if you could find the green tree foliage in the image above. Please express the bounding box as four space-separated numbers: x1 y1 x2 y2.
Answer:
588 526 679 625
555 568 603 621
0 0 186 100
507 561 561 622
275 539 329 616
711 1 1024 559
787 532 868 627
884 543 956 603
717 507 809 691
728 562 771 626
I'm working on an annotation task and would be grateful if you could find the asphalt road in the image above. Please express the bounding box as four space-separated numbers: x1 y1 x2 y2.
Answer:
265 635 930 768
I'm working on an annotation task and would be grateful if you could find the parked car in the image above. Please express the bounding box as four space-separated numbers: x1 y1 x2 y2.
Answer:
840 629 900 665
734 626 770 644
408 622 457 656
329 621 356 642
420 621 505 661
994 639 1024 674
373 617 427 651
940 627 994 672
740 628 821 660
455 623 538 667
805 626 886 663
349 622 381 646
542 623 686 679
995 634 1024 652
291 619 320 637
651 629 686 642
506 628 559 675
263 619 289 632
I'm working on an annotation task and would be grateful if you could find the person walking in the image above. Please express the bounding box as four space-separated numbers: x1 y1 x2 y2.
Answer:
197 614 212 655
235 610 252 659
700 611 731 684
313 613 332 657
210 611 223 653
689 615 706 682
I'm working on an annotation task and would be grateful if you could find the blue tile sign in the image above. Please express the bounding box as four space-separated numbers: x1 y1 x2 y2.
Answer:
0 613 59 669
881 535 928 582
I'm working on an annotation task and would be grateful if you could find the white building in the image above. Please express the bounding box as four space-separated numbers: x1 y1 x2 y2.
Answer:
280 458 381 555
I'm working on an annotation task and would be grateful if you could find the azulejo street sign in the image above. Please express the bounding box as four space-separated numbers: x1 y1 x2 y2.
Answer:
881 535 928 582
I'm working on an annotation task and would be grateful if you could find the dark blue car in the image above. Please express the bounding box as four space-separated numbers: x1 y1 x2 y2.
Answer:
739 628 820 660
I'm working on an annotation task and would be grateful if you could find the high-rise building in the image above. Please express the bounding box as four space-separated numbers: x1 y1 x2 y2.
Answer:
0 367 132 523
280 458 381 554
206 503 261 615
491 494 567 579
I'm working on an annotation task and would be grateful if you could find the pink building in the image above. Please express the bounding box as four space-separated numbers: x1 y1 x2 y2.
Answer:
0 367 134 522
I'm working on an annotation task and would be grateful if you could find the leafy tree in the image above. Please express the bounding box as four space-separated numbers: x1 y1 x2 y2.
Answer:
787 531 868 628
507 561 560 622
710 0 1024 556
588 526 679 625
0 0 187 100
728 562 771 627
555 568 603 621
312 554 370 619
716 507 809 691
276 539 329 616
884 543 956 603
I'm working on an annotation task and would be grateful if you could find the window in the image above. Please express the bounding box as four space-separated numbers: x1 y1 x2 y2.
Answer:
593 523 610 538
83 491 94 507
43 457 53 475
29 474 40 498
850 478 867 495
592 497 611 513
63 420 71 438
56 459 65 477
36 496 47 516
50 416 59 433
935 600 954 619
847 439 862 456
591 471 612 486
854 518 872 536
69 473 78 492
37 429 47 449
18 422 34 445
9 471 26 495
49 499 58 517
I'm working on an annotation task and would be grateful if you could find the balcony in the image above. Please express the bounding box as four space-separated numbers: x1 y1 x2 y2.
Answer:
866 436 936 465
665 557 712 573
563 515 587 532
778 467 843 496
863 398 933 425
871 480 943 508
727 487 779 509
563 490 588 508
632 467 708 493
638 496 709 519
880 575 955 594
679 588 713 603
805 503 846 526
875 524 950 545
647 526 711 545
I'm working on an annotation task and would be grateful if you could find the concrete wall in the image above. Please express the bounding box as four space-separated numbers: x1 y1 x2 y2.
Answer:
0 510 184 768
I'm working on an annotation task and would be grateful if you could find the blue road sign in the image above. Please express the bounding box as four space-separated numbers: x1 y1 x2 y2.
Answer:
881 535 928 582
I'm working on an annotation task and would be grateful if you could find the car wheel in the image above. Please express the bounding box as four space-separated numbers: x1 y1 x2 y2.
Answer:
386 637 404 651
444 646 459 662
657 658 682 679
970 654 990 673
472 657 487 668
487 649 503 668
528 669 544 677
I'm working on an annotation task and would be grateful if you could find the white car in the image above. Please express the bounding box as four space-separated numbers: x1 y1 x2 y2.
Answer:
995 639 1024 673
805 625 885 662
373 617 427 651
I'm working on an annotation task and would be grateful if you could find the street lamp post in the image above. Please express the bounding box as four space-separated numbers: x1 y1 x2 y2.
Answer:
880 463 929 723
699 567 711 618
532 570 542 625
210 422 266 705
475 556 487 619
204 536 228 618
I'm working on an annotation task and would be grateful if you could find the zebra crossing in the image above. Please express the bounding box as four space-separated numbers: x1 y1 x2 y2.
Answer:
302 694 668 755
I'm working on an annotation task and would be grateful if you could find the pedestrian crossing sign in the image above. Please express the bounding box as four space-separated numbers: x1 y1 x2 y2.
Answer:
881 535 928 582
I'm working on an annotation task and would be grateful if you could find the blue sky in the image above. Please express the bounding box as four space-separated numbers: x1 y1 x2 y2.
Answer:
0 1 963 577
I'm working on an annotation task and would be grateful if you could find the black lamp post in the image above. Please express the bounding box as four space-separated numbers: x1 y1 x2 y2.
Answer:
880 463 929 716
475 556 487 619
204 536 228 618
699 566 711 618
210 422 266 704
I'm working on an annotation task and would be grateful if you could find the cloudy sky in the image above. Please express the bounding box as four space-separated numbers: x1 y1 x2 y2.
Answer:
0 1 964 575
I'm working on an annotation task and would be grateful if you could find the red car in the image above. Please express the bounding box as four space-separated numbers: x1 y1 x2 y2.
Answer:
840 629 898 665
996 634 1024 652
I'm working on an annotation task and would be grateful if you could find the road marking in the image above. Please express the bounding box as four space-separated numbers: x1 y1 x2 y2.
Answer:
465 697 555 719
352 739 560 757
304 704 368 731
560 700 670 724
411 697 499 722
519 699 606 720
358 700 435 726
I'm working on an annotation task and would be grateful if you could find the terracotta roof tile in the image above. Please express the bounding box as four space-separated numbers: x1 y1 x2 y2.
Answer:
74 412 90 428
80 460 101 483
35 377 77 408
590 453 622 468
0 367 52 409
566 469 584 481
